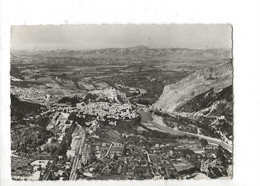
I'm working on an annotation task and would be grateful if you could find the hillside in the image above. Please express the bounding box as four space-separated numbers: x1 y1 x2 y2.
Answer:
11 94 45 122
152 62 233 143
152 62 233 113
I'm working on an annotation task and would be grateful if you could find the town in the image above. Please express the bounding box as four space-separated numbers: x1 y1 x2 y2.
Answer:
11 82 232 180
10 44 233 180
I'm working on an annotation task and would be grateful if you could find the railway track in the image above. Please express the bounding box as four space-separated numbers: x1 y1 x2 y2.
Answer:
39 121 76 180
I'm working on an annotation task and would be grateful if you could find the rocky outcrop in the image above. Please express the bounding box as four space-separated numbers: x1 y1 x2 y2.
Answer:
152 62 233 113
152 62 233 143
84 87 127 103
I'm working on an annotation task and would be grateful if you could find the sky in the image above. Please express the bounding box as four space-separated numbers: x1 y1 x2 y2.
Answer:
11 24 232 50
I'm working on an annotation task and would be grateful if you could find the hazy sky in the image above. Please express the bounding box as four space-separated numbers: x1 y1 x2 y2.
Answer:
11 24 232 50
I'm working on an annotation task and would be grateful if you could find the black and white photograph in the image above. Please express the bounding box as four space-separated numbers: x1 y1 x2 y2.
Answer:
10 24 233 181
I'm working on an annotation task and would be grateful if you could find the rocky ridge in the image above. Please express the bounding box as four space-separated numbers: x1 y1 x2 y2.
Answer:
153 62 233 113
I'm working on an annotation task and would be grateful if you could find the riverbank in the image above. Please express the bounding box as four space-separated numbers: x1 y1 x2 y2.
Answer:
139 109 232 152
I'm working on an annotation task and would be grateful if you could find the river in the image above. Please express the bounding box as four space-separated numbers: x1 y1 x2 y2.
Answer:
138 109 232 152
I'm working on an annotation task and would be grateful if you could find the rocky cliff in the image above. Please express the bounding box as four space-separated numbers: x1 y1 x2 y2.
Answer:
153 62 233 113
152 62 233 143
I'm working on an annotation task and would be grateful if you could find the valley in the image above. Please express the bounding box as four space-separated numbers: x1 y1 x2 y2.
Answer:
10 47 233 180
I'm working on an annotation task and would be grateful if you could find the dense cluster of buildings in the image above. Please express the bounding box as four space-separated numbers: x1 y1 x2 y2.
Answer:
87 87 126 103
76 102 138 120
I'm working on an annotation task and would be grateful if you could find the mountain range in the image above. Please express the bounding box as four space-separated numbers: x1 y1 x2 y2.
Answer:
11 46 232 61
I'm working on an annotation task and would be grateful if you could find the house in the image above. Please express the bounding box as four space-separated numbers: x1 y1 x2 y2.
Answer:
113 142 123 147
65 162 71 169
66 150 76 158
83 172 93 177
30 160 49 172
189 147 205 154
58 134 64 142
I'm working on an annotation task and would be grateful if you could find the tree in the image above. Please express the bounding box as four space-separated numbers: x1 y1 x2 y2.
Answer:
113 153 119 160
201 139 208 146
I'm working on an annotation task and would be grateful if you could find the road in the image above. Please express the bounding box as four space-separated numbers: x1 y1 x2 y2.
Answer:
144 150 151 163
81 143 113 169
139 109 232 152
143 149 155 175
69 124 86 180
102 143 113 159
